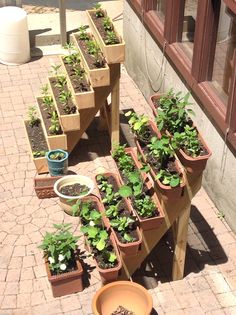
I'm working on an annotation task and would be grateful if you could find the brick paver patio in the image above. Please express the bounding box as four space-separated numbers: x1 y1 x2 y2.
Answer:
0 55 236 314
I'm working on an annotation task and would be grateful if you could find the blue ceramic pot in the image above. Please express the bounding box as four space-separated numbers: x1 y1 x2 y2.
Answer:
46 149 68 176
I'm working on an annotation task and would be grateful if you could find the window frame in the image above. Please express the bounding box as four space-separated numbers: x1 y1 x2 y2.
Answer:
127 0 236 152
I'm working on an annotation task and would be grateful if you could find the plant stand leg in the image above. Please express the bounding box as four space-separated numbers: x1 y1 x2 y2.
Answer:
111 78 120 150
98 101 109 131
172 205 191 280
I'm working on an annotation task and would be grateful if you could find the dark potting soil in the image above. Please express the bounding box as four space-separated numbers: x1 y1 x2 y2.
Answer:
74 34 106 69
50 256 77 276
49 77 77 115
93 240 119 269
111 305 135 315
63 60 91 93
25 121 48 156
59 183 89 196
37 97 63 136
90 11 120 45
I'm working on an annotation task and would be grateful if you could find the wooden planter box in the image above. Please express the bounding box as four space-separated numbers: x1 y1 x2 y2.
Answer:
48 76 80 132
71 33 110 88
86 9 125 64
23 120 49 174
36 97 67 150
59 56 95 109
45 257 83 297
34 176 62 199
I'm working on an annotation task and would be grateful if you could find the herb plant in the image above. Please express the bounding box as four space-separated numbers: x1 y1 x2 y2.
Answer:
49 111 61 135
103 17 113 31
28 105 40 127
105 31 120 45
125 111 150 143
94 3 105 18
38 223 80 275
78 25 90 41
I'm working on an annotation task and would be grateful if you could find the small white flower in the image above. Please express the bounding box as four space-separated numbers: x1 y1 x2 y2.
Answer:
58 254 64 261
48 257 55 264
89 221 95 226
60 263 67 271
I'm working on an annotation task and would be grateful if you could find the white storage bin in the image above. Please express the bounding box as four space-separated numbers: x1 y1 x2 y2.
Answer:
0 6 30 65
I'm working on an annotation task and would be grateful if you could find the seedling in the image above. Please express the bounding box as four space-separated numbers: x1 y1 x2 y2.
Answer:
105 31 120 45
59 90 72 105
63 53 81 66
78 25 90 41
42 95 54 116
41 84 49 96
33 150 46 158
49 151 66 160
94 3 105 18
156 169 181 187
50 64 62 77
49 111 61 135
125 111 150 143
28 105 40 127
103 17 113 31
55 76 67 90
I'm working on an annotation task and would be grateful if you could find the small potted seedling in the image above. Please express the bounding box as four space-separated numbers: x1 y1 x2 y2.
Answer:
39 223 83 297
46 149 68 176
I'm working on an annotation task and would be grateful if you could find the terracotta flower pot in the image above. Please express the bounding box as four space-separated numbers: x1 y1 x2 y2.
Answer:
92 281 153 315
95 172 142 256
148 93 162 117
111 146 165 231
45 257 83 298
80 196 122 283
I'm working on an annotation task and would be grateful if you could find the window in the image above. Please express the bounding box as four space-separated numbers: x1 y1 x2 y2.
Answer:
156 0 165 22
210 4 236 105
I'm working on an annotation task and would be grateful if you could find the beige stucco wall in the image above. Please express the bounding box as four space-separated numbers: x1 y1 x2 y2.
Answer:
123 0 236 232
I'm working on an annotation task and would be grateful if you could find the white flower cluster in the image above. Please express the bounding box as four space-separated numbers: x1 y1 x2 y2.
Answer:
48 254 67 271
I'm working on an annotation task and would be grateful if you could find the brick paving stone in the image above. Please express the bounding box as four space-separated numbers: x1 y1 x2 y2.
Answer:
188 275 211 291
0 282 6 295
195 288 221 312
12 246 26 257
4 282 19 295
0 269 7 281
1 295 17 309
156 290 182 312
33 264 47 278
205 273 231 294
8 257 23 270
6 269 21 282
61 295 82 312
216 291 236 308
16 293 31 309
19 280 33 294
20 267 35 280
23 256 36 268
31 291 46 306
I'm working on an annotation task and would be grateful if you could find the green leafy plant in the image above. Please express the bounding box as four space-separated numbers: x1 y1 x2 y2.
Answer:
105 31 120 45
33 150 46 158
78 25 90 40
86 40 105 68
73 67 85 79
63 42 76 55
125 111 150 143
63 53 81 66
49 151 66 160
133 195 156 218
172 125 202 157
49 111 61 135
28 105 40 127
38 223 80 275
51 64 62 77
59 90 72 105
94 3 105 18
55 76 67 90
147 135 174 166
41 84 49 96
96 174 121 205
103 16 113 31
155 90 194 134
156 169 180 187
42 95 54 116
110 216 135 243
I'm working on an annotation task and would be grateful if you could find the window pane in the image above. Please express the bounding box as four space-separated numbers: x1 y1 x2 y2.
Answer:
179 0 198 61
156 0 165 22
210 3 236 105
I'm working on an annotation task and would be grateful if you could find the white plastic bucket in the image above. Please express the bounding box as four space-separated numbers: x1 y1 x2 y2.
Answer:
0 6 30 65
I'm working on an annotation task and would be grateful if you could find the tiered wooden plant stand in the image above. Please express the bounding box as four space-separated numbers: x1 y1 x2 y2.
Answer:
118 169 202 281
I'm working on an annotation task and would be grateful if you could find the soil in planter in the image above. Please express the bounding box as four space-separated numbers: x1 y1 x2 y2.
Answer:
59 183 89 196
90 11 120 45
111 305 135 315
37 98 63 136
63 61 91 93
49 77 77 115
25 121 48 157
92 240 119 269
74 33 106 69
50 256 77 276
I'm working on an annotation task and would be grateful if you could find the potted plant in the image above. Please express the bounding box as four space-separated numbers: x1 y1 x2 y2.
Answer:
72 25 110 87
172 125 212 173
95 173 142 256
86 4 125 64
60 44 95 109
36 84 67 150
38 223 83 297
125 112 186 200
34 175 62 199
72 196 122 283
111 144 165 231
92 281 153 315
53 174 94 213
46 149 68 176
48 65 80 132
24 105 49 174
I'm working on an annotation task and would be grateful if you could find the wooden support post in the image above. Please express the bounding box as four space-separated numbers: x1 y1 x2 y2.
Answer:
172 205 191 280
59 0 67 47
111 78 120 149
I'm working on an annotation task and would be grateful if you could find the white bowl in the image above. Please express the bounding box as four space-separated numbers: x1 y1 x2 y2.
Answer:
54 175 94 214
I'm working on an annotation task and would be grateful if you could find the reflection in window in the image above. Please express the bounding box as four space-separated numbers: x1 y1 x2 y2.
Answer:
156 0 165 22
179 0 198 61
211 3 236 105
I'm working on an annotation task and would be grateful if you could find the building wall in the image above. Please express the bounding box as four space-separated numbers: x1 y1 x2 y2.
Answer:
123 0 236 232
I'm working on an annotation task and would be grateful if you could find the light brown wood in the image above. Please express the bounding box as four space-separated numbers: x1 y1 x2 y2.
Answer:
48 76 80 132
86 10 125 64
118 171 202 280
111 78 120 148
59 56 95 109
172 205 191 280
66 63 120 152
36 96 67 150
71 33 110 88
23 120 49 174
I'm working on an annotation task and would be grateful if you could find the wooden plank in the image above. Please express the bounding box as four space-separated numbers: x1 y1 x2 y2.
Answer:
172 205 191 280
111 76 120 149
